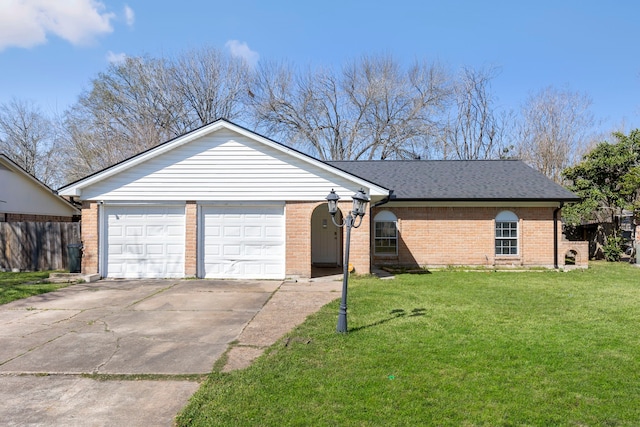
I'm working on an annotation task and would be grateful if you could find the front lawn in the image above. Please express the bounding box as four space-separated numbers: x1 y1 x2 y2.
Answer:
177 262 640 426
0 271 68 305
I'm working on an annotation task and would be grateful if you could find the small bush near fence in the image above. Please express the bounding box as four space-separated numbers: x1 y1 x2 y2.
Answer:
0 222 81 271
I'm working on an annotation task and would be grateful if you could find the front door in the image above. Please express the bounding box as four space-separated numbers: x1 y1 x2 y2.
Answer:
311 204 342 266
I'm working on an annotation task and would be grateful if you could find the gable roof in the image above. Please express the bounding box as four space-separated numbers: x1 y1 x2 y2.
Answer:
327 160 580 202
57 119 389 199
0 154 80 216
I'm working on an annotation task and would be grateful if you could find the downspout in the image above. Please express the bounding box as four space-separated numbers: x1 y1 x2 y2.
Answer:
369 190 394 274
372 189 394 208
553 202 564 269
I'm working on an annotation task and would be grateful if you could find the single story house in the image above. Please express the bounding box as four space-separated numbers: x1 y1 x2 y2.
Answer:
1 154 79 222
57 119 587 279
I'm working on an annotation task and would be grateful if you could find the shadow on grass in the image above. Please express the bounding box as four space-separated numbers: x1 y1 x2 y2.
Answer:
350 308 427 332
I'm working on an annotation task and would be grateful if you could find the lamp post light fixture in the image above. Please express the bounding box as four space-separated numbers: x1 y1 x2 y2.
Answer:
326 188 370 333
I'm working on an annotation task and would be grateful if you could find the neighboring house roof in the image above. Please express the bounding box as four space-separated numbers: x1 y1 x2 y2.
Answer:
0 154 80 217
328 160 580 202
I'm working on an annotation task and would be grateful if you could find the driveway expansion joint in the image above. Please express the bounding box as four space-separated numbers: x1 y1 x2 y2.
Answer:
0 278 341 424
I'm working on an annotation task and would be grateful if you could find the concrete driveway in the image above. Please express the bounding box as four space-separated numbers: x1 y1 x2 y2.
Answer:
0 278 341 426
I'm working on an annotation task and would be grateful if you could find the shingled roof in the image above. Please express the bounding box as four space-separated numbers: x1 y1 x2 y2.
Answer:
326 160 579 202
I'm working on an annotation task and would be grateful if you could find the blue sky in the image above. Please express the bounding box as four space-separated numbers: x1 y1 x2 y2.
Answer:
0 0 638 135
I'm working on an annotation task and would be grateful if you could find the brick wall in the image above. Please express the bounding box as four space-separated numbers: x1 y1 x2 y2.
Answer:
81 201 99 275
559 239 589 268
285 201 317 278
185 201 197 277
286 201 371 278
372 205 573 268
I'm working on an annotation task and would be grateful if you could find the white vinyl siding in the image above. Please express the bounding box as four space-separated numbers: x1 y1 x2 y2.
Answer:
0 158 79 217
80 129 366 201
200 204 285 279
104 205 185 278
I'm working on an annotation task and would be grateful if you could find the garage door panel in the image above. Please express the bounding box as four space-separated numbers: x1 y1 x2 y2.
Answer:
105 205 185 279
165 263 183 275
264 245 282 256
245 245 262 256
146 225 164 236
264 263 283 274
167 244 184 255
126 244 144 255
205 244 221 256
223 244 241 256
109 225 123 237
201 205 285 279
245 226 262 237
147 244 164 255
265 226 283 237
206 225 221 236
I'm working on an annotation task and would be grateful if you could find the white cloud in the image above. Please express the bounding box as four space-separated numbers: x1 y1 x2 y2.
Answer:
225 40 259 67
0 0 115 51
106 50 126 64
124 4 135 27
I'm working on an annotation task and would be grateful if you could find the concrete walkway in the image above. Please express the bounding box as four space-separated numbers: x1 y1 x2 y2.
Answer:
0 278 341 426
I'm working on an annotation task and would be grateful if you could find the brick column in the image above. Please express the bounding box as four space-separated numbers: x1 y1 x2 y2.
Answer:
340 201 371 275
285 201 314 278
81 201 99 275
184 201 198 277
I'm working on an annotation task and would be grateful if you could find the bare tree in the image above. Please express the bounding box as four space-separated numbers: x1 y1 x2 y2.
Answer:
172 46 252 126
60 47 253 181
439 66 508 160
518 86 596 183
250 54 450 160
60 55 179 180
0 98 62 186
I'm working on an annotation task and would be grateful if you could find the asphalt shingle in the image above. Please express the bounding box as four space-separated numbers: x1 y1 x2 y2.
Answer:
327 160 579 201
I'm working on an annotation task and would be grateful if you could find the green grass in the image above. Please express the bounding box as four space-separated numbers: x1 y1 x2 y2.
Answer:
0 271 68 305
177 262 640 426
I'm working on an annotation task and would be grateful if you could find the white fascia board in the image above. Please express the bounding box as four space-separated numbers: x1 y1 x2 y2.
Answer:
58 120 390 198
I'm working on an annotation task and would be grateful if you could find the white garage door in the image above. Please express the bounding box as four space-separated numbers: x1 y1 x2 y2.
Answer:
105 205 185 279
201 205 285 279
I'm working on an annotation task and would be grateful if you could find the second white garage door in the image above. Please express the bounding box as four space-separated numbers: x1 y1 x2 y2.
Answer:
201 205 285 279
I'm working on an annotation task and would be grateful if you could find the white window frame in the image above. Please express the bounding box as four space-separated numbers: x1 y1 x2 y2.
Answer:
495 210 518 256
374 210 398 256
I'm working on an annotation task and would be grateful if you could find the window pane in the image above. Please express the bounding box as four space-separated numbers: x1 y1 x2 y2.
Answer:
375 221 397 238
375 220 397 255
375 240 397 254
495 220 517 255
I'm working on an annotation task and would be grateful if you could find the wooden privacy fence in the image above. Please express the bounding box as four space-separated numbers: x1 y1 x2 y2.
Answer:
0 222 81 271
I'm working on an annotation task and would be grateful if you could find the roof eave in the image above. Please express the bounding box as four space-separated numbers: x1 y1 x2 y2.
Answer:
389 197 581 203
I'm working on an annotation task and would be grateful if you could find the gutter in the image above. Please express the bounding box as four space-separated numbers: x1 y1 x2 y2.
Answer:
554 202 564 269
372 190 394 208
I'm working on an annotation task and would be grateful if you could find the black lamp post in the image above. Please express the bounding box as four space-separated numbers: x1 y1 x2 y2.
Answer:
326 188 370 333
